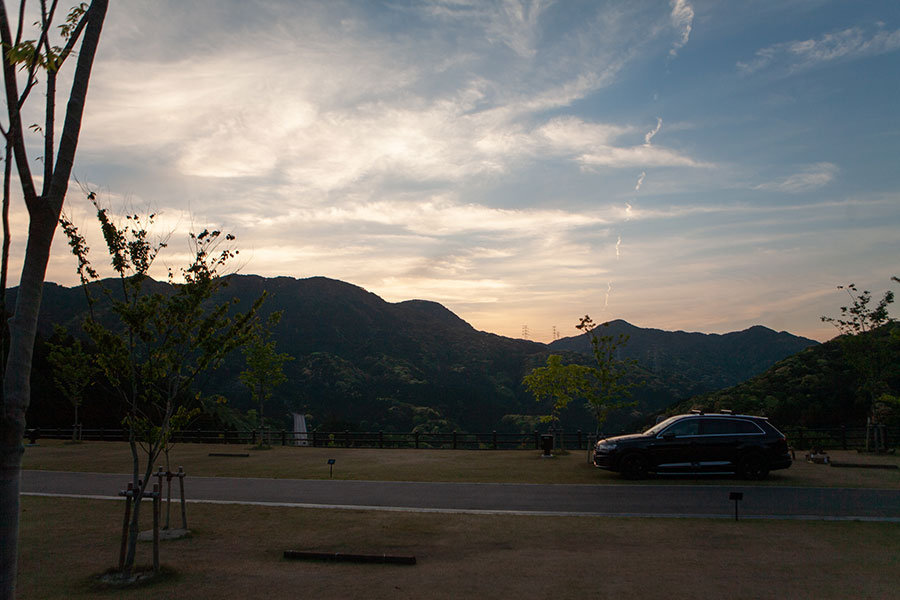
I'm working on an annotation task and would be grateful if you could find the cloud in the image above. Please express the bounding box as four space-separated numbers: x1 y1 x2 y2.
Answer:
737 25 900 75
421 0 551 58
669 0 694 57
644 117 663 145
753 163 839 194
635 171 646 191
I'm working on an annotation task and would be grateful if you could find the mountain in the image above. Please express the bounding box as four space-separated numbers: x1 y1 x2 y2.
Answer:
18 275 818 433
550 319 818 401
664 324 900 428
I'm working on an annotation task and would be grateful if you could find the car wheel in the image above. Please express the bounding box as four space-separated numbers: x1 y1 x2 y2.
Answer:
619 454 648 480
738 453 769 480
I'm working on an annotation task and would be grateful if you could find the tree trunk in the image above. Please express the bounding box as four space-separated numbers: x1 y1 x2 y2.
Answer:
0 212 56 594
0 2 108 595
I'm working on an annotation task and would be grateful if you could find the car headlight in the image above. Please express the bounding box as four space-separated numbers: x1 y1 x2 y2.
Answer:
596 440 617 450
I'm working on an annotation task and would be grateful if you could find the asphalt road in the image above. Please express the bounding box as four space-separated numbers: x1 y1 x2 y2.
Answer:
21 470 900 521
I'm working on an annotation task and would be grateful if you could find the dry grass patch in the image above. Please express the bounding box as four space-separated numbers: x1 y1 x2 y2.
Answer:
22 440 900 488
17 496 900 600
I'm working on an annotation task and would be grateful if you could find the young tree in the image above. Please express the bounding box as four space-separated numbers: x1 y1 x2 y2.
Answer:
1 2 108 595
239 312 293 446
523 354 592 425
61 198 264 576
576 315 640 435
821 279 898 450
46 325 96 441
523 315 639 436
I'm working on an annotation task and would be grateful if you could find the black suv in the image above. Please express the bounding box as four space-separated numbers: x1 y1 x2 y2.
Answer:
593 412 792 480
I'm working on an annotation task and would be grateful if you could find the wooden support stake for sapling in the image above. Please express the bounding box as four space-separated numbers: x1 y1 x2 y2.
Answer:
152 483 160 573
118 482 133 571
178 466 188 530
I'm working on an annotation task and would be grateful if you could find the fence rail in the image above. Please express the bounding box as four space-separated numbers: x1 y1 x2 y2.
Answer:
23 425 899 451
24 427 596 450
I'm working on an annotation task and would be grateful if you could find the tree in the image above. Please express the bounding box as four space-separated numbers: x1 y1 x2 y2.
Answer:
239 312 293 446
1 2 108 595
60 197 263 576
576 315 640 434
523 315 639 436
46 325 96 441
523 354 592 425
821 279 898 450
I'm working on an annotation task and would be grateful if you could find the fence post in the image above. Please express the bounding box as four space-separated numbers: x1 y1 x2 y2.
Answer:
344 431 350 448
534 430 539 450
492 431 497 450
452 431 457 450
578 430 583 450
152 483 160 573
379 431 384 449
281 430 286 446
415 431 419 449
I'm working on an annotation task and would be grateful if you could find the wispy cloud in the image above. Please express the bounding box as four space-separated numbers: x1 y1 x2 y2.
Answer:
754 163 839 194
644 117 663 145
669 0 694 57
738 25 900 75
634 171 646 191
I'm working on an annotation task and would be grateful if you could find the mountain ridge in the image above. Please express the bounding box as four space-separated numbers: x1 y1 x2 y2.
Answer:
17 274 818 433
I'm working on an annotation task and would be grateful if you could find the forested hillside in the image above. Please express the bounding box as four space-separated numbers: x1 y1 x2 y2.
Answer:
666 325 900 428
20 275 818 434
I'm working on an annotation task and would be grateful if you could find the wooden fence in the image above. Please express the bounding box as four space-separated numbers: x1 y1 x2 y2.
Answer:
24 427 594 450
23 425 899 451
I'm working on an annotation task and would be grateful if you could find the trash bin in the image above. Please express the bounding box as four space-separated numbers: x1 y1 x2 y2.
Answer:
540 434 553 458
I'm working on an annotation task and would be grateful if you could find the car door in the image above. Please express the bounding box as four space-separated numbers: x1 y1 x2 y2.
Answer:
695 418 765 472
649 417 702 474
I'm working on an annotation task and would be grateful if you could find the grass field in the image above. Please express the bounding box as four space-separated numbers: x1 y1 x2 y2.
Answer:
17 496 900 600
16 441 900 598
22 439 900 488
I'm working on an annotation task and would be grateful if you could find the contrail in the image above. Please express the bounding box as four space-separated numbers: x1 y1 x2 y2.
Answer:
615 236 621 260
635 171 646 191
604 281 612 309
625 202 633 221
644 118 662 145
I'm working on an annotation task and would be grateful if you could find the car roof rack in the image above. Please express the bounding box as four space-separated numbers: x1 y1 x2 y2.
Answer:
719 409 733 414
690 409 704 414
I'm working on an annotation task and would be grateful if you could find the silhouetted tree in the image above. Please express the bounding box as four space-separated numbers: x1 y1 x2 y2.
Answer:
0 3 108 595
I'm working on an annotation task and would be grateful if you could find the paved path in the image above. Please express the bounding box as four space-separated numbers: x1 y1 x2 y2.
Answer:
21 470 900 521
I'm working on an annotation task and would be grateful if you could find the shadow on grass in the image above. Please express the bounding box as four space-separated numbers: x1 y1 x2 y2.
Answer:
91 565 179 593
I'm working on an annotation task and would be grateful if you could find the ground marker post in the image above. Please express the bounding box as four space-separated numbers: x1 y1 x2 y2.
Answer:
730 492 743 521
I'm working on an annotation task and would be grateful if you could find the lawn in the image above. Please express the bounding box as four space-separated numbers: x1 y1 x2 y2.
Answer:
21 439 900 488
16 441 900 598
17 495 900 600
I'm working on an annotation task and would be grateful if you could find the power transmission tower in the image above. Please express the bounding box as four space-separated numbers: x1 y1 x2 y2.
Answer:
522 325 529 339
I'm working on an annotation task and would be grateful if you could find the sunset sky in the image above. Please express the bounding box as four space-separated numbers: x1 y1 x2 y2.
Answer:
10 0 900 343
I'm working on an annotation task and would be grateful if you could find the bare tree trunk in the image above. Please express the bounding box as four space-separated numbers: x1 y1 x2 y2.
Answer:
0 212 56 594
0 2 108 596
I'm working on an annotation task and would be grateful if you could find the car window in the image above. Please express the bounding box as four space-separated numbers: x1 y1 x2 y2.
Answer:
701 418 764 435
659 418 700 437
644 416 681 436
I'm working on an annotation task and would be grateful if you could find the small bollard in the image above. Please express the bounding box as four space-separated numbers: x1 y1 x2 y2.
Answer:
729 491 743 521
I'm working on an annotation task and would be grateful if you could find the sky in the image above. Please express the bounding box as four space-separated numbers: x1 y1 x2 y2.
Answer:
8 0 900 343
